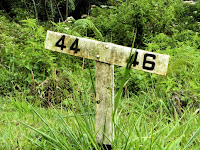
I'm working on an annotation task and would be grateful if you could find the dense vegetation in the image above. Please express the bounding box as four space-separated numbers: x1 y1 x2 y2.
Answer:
0 0 200 149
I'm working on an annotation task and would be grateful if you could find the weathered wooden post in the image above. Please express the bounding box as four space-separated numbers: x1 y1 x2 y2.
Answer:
45 31 170 148
95 62 114 146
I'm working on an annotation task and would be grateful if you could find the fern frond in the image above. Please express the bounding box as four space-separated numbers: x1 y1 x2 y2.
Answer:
73 19 104 41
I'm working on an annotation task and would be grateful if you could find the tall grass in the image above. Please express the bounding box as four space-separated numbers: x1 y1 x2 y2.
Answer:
1 84 199 149
15 58 199 149
0 11 200 150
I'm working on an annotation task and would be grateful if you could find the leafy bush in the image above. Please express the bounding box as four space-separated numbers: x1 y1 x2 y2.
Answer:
92 0 181 47
0 17 55 95
0 15 97 106
144 31 200 106
175 1 200 32
146 30 200 51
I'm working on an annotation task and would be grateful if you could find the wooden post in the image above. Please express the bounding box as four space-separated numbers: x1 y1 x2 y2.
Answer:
45 30 170 148
95 61 114 147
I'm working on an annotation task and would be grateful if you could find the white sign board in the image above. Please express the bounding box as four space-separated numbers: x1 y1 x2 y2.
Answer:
45 31 170 75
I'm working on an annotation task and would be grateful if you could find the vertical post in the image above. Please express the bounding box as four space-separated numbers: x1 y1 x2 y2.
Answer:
95 61 114 148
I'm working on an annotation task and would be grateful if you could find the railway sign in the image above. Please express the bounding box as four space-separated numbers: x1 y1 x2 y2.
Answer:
45 30 170 147
45 31 170 76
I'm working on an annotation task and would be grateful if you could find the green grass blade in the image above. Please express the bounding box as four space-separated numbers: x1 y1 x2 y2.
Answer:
22 135 42 148
183 127 200 150
114 31 137 116
19 121 68 150
50 104 81 149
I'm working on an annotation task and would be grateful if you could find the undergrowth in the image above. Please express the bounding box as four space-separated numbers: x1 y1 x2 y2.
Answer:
0 1 200 149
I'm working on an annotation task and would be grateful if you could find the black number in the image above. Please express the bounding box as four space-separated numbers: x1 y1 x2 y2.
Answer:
70 38 80 54
131 51 139 67
142 54 156 70
55 35 66 50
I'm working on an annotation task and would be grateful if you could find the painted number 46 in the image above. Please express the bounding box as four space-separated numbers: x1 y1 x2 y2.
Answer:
55 35 80 53
131 52 156 71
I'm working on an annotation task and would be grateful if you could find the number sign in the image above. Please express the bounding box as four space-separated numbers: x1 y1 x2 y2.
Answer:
45 31 170 75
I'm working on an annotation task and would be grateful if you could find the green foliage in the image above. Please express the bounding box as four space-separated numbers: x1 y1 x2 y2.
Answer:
0 17 54 95
143 29 200 107
1 88 200 149
89 0 200 109
1 0 200 149
72 19 104 41
1 0 77 22
146 30 200 50
1 0 108 22
92 0 180 47
0 14 98 106
107 0 125 6
175 1 200 32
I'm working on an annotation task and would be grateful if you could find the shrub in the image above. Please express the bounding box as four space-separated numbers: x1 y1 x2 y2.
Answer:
92 0 181 47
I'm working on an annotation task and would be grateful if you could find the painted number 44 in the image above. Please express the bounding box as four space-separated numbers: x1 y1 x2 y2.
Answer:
55 35 80 53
